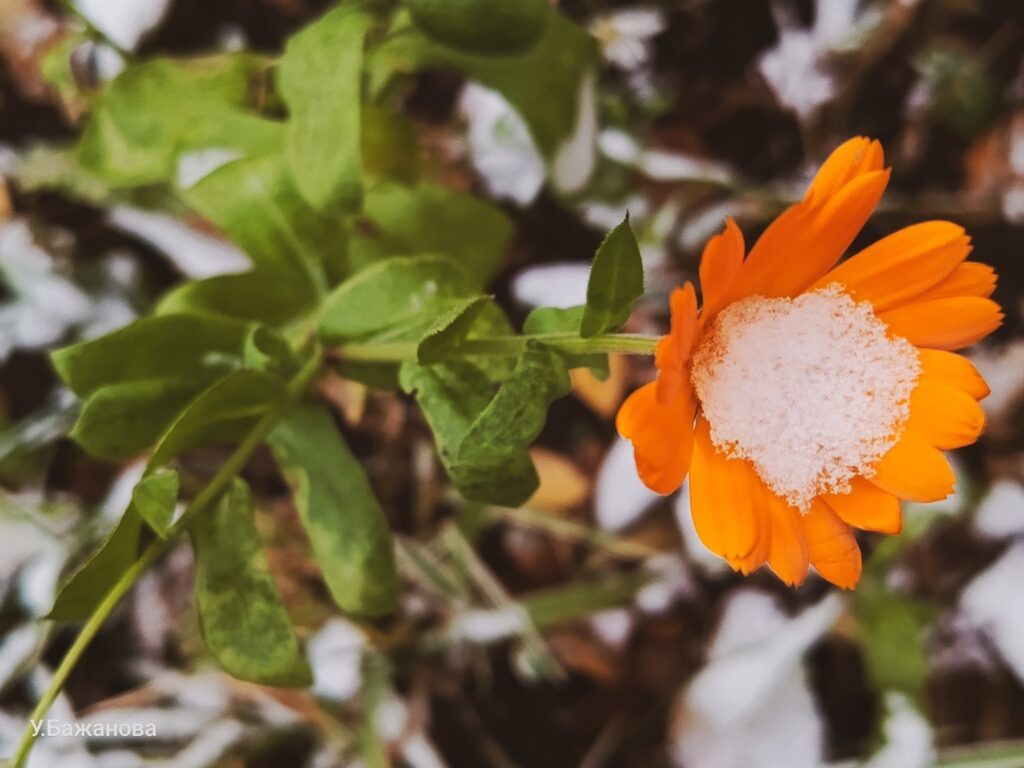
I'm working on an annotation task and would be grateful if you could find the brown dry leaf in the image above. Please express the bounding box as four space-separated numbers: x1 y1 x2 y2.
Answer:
527 447 591 513
547 628 621 682
317 372 368 426
0 179 10 221
570 353 628 419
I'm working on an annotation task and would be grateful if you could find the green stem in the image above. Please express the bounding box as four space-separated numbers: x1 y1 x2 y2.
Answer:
337 332 660 363
9 347 322 768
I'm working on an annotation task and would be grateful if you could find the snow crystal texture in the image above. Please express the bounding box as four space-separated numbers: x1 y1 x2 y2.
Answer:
691 285 920 509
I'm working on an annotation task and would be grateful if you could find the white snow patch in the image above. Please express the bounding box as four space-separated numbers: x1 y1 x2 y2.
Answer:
510 262 590 309
594 437 662 531
864 692 935 768
668 591 839 768
552 72 598 195
692 285 919 509
308 619 366 702
974 479 1024 539
176 148 243 190
108 206 250 278
73 0 170 51
458 84 546 206
960 542 1024 685
590 8 667 71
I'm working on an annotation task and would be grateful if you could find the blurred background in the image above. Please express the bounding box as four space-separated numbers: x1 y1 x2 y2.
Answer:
1 0 1024 766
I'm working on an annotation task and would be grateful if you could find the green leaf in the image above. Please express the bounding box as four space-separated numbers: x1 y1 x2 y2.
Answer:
523 305 607 376
401 341 570 506
417 295 493 363
370 12 597 158
191 478 312 686
362 106 420 183
132 469 179 538
182 153 349 292
244 326 300 378
149 370 285 469
279 6 373 211
854 578 934 700
268 403 398 617
51 314 249 398
156 268 316 326
318 254 475 341
78 54 271 186
70 378 205 461
350 181 513 283
48 508 143 621
580 215 644 338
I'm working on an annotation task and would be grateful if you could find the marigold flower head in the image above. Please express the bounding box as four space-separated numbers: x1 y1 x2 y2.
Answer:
617 137 1003 589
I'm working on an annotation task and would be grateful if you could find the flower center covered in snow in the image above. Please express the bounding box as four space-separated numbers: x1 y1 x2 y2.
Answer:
691 284 920 510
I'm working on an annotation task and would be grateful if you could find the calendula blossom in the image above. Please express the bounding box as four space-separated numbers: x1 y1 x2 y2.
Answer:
617 137 1003 589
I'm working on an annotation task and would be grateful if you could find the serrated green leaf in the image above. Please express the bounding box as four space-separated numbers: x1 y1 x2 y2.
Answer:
156 268 316 326
51 313 249 398
191 478 312 687
318 254 475 341
580 215 644 338
370 12 597 158
132 469 179 538
279 6 372 211
351 181 513 283
523 305 608 377
401 341 570 506
48 508 143 621
148 370 285 470
70 378 206 461
78 54 270 187
182 153 348 292
268 403 398 617
417 295 493 363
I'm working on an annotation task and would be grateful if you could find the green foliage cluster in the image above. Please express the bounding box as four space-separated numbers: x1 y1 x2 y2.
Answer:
41 0 642 693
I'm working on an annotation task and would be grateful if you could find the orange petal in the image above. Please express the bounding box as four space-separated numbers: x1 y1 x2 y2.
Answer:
656 282 699 403
909 261 997 303
765 491 810 587
803 500 862 589
726 503 771 575
814 221 970 310
731 169 891 300
698 219 745 319
688 417 761 560
823 476 902 534
869 429 956 502
617 381 696 495
907 380 986 450
917 349 990 400
878 297 1004 351
804 137 885 205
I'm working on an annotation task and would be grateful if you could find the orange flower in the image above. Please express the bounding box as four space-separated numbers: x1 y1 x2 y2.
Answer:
616 137 1002 589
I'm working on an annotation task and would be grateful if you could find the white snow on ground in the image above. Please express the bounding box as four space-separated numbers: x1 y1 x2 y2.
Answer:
864 692 935 768
594 437 662 532
960 541 1024 685
510 262 590 310
973 479 1024 539
73 0 171 51
458 84 546 206
108 207 250 279
669 590 839 768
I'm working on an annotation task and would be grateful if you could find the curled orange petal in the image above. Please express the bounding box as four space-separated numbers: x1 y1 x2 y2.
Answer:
616 381 695 495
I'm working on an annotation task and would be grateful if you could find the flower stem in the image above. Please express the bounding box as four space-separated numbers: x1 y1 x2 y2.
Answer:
336 332 660 363
9 346 322 768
